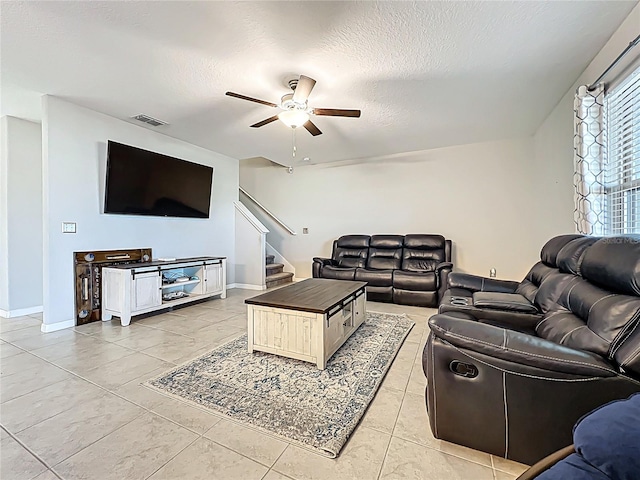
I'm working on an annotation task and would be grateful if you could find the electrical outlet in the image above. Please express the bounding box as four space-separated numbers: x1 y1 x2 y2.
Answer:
489 268 497 278
303 227 309 234
62 222 76 234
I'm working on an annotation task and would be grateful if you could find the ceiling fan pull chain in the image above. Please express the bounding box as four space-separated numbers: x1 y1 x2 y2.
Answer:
292 127 297 158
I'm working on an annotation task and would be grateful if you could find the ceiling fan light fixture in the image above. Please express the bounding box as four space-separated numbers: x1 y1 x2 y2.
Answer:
278 110 310 128
226 74 360 136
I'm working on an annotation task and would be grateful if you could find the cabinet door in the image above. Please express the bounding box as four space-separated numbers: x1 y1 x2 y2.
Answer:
325 311 346 355
132 272 161 312
353 292 366 328
205 263 223 294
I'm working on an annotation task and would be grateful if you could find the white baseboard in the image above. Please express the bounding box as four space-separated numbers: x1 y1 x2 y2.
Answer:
0 305 44 318
41 319 75 333
228 283 266 291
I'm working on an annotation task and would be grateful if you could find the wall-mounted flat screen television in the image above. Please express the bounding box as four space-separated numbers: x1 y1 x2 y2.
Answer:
104 141 214 218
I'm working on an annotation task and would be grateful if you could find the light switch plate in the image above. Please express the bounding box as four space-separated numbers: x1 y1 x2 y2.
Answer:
62 222 76 234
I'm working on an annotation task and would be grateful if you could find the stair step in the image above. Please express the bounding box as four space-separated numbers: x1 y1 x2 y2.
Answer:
266 272 293 282
266 263 284 274
266 272 294 288
266 255 275 265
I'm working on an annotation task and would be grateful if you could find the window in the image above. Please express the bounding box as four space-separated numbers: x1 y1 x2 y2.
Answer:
604 66 640 234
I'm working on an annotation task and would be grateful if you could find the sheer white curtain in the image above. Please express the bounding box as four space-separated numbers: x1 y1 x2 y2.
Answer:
573 84 606 235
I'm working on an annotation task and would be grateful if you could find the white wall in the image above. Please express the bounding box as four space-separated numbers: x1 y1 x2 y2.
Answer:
42 96 238 329
533 4 640 233
241 137 551 281
0 117 9 313
0 116 43 315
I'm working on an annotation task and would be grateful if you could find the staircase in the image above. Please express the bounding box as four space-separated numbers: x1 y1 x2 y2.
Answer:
265 254 294 288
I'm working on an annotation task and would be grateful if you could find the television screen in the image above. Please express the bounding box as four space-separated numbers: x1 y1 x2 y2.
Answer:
104 141 213 218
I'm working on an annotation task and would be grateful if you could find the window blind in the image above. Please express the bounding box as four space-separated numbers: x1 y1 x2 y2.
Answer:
604 66 640 234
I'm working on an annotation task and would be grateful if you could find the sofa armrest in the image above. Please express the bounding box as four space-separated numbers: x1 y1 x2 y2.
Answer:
313 257 335 266
472 292 538 314
447 272 519 294
428 313 617 377
312 257 336 278
435 261 453 273
436 262 453 304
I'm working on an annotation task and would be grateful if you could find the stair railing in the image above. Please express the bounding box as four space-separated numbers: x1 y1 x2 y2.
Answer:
239 186 297 235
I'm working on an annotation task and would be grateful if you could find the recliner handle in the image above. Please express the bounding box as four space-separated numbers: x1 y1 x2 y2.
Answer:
449 360 479 378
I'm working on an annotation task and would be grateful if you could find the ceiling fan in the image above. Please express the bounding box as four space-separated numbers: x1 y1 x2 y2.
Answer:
225 75 361 136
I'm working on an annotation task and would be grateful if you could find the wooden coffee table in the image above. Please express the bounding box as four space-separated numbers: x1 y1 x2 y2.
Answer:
245 278 367 369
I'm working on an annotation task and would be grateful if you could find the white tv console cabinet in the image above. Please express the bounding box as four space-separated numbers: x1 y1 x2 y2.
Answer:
102 257 226 326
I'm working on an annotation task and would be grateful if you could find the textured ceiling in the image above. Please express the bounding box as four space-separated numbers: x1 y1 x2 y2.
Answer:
1 1 637 165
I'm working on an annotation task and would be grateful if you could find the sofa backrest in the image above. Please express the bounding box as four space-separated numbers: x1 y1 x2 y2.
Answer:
531 236 600 312
516 235 588 303
540 234 585 267
556 236 600 275
367 235 403 270
534 236 640 375
332 235 370 268
401 234 447 272
516 263 557 304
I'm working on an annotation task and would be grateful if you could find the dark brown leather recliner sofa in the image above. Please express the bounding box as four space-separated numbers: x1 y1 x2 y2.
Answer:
423 234 640 465
312 234 452 307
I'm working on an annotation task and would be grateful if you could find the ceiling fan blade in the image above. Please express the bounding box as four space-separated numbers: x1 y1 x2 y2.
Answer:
303 120 322 136
226 91 278 108
313 108 361 117
292 75 316 103
250 115 279 128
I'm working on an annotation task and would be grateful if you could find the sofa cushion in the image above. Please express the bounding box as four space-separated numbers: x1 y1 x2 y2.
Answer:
404 234 445 250
370 235 404 249
393 289 438 307
336 235 371 249
516 262 557 303
536 311 611 357
321 265 357 281
472 292 538 314
366 286 393 302
402 234 446 272
355 268 393 287
367 235 403 270
514 235 587 306
393 270 437 291
333 235 370 269
580 235 640 296
536 277 640 358
557 236 600 275
446 287 474 298
533 271 581 313
540 234 585 267
336 250 368 268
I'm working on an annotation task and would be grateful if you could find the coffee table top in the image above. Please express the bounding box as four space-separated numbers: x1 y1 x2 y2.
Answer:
245 278 367 314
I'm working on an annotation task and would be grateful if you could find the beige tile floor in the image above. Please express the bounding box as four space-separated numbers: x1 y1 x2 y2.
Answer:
0 288 528 480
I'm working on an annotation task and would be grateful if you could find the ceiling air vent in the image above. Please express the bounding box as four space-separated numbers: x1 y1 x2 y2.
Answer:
131 114 168 127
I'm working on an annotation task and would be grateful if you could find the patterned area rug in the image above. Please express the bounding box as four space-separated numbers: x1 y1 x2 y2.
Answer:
146 312 414 458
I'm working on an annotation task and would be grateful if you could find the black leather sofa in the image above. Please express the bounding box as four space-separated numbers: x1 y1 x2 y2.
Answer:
312 234 452 307
438 234 595 331
423 234 640 465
